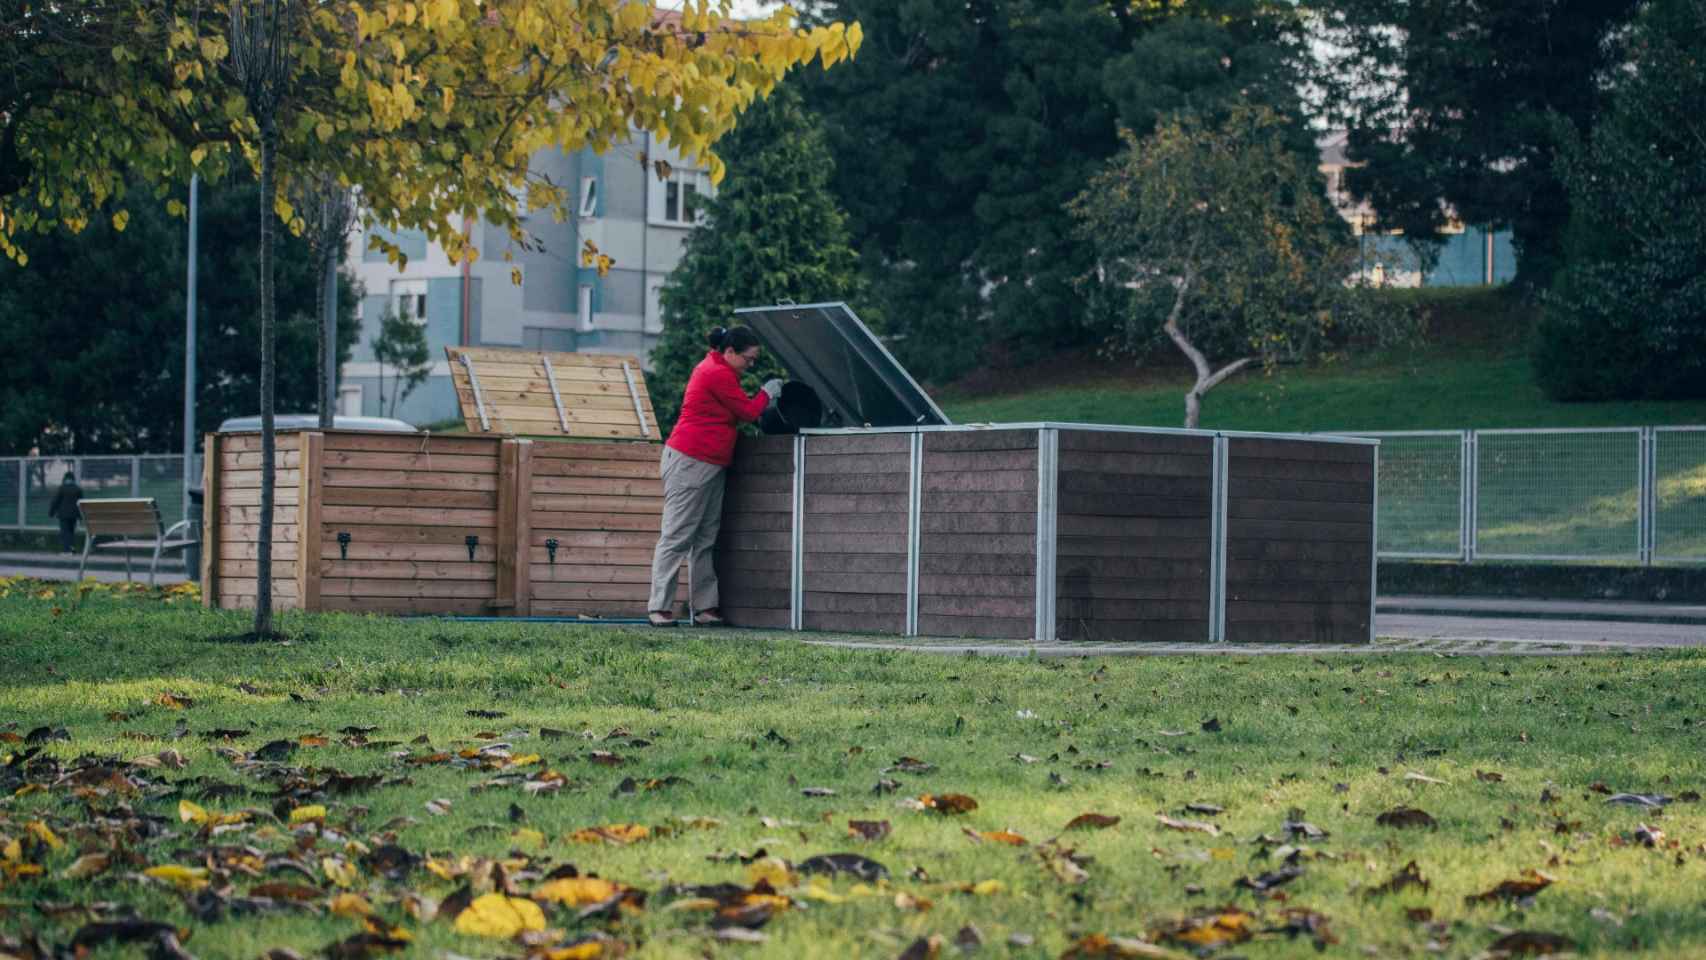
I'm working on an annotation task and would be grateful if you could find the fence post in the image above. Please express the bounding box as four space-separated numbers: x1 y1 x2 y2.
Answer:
298 433 324 611
14 459 23 528
1639 427 1655 566
130 456 140 497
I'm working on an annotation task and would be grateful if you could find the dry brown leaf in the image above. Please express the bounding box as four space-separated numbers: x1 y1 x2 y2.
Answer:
848 820 891 842
1375 806 1437 829
1152 907 1254 948
1488 931 1575 955
1466 870 1554 905
1066 813 1121 831
920 793 978 814
1061 933 1191 958
1155 814 1220 837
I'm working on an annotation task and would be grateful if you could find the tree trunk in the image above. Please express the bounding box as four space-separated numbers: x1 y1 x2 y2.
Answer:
254 118 276 636
1159 265 1253 429
318 248 336 429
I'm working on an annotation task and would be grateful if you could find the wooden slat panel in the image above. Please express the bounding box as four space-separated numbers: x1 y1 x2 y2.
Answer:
526 547 655 566
808 434 911 456
918 513 1036 535
319 450 495 473
1228 498 1374 523
924 430 1038 452
321 433 501 456
219 541 298 561
916 615 1032 639
447 346 658 440
532 475 663 497
804 611 907 634
530 564 655 584
1057 620 1210 642
220 505 298 525
532 511 660 532
321 596 488 615
512 441 532 616
531 441 663 462
806 472 911 494
321 469 499 492
201 433 219 608
919 470 1035 493
1227 518 1372 543
215 468 300 490
221 487 301 507
321 487 497 509
217 524 300 543
1228 540 1371 562
917 595 1033 618
320 505 496 527
530 581 653 601
1228 477 1372 504
530 600 654 618
496 440 520 617
217 576 299 598
299 433 323 611
319 559 496 580
531 458 659 479
531 530 662 549
531 495 661 514
1059 431 1211 455
716 435 795 627
1230 456 1375 483
1225 580 1372 602
320 578 497 599
1230 437 1375 463
220 450 301 470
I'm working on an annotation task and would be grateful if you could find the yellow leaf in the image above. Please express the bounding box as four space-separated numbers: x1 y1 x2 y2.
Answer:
63 853 111 879
329 892 374 917
26 821 63 851
745 856 794 889
513 828 545 847
111 210 129 232
290 804 327 824
316 121 334 142
179 799 208 824
567 824 649 845
454 892 546 938
969 879 1005 895
144 864 210 890
534 877 619 905
510 267 523 286
322 856 359 887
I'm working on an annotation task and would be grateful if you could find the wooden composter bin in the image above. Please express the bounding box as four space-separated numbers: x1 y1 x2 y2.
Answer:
202 348 681 616
716 424 1378 644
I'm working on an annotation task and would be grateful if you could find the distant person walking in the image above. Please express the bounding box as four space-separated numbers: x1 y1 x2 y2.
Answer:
649 326 780 627
46 471 84 554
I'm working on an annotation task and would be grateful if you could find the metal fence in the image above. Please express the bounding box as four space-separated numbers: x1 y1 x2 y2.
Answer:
1346 427 1706 564
1 455 202 531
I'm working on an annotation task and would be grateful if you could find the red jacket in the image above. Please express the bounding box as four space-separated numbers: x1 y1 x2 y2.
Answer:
667 351 770 467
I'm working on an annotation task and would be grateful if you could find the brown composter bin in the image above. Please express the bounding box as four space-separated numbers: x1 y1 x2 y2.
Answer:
201 348 682 616
716 423 1378 644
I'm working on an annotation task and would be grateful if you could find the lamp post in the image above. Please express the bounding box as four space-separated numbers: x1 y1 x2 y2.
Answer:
183 173 198 522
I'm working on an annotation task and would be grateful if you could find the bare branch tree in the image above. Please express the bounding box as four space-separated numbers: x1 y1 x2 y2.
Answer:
229 0 295 637
294 171 355 429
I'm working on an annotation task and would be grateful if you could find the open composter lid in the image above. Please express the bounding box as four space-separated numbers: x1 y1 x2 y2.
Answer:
733 302 950 428
445 346 659 439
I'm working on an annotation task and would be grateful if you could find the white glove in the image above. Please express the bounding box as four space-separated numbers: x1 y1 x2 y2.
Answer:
761 379 784 400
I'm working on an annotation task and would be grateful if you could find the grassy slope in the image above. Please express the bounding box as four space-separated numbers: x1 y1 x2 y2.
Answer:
937 290 1706 433
3 586 1704 958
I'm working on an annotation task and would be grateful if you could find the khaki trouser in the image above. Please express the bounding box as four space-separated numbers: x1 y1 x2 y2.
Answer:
649 446 727 614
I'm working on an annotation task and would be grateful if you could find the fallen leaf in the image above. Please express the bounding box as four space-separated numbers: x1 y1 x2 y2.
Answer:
62 853 111 879
289 804 327 824
1066 813 1121 831
1366 861 1429 897
1061 933 1190 958
143 864 209 890
919 793 978 814
1200 717 1222 733
848 820 891 842
1466 870 1553 905
535 877 622 906
1235 865 1304 892
568 824 650 845
1152 906 1254 948
1155 814 1220 837
801 786 836 797
1375 807 1437 829
1488 931 1575 955
1268 907 1338 948
964 828 1028 846
798 853 889 882
1476 770 1505 783
454 893 545 938
1605 793 1670 808
1405 771 1450 785
897 934 944 960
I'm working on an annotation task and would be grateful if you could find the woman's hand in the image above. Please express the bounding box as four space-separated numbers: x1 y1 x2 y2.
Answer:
761 379 784 401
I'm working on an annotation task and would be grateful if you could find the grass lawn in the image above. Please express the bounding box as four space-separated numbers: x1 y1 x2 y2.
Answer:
4 582 1703 958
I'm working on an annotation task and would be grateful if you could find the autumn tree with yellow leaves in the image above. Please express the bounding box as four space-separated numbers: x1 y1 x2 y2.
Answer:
0 0 861 634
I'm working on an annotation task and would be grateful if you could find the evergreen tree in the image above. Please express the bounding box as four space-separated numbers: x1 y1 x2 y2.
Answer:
0 175 358 454
796 0 1309 383
648 86 865 433
1534 0 1706 400
1313 0 1641 286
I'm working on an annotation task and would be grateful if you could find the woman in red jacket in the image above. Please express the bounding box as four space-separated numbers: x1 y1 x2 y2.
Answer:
649 326 780 626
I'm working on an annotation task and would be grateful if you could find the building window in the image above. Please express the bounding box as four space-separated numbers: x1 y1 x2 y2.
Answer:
338 384 364 418
649 167 711 226
579 176 599 218
578 284 594 332
390 279 428 324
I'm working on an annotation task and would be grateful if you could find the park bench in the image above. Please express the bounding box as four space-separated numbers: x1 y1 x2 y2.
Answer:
77 498 195 586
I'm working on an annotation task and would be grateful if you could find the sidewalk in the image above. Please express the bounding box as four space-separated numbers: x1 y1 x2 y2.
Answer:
1376 594 1706 624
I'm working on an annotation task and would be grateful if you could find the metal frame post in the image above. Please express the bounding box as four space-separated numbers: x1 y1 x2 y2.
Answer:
1465 430 1479 563
129 457 140 497
789 434 805 631
906 431 922 636
14 459 23 528
1033 428 1058 643
1369 442 1380 643
1209 435 1229 643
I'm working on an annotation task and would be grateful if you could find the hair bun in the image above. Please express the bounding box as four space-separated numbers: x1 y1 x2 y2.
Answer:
707 326 728 350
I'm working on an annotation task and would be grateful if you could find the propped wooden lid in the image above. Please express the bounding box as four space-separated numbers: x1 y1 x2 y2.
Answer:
444 346 659 440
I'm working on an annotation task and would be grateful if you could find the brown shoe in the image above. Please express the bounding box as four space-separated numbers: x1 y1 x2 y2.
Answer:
692 608 725 626
648 610 676 627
